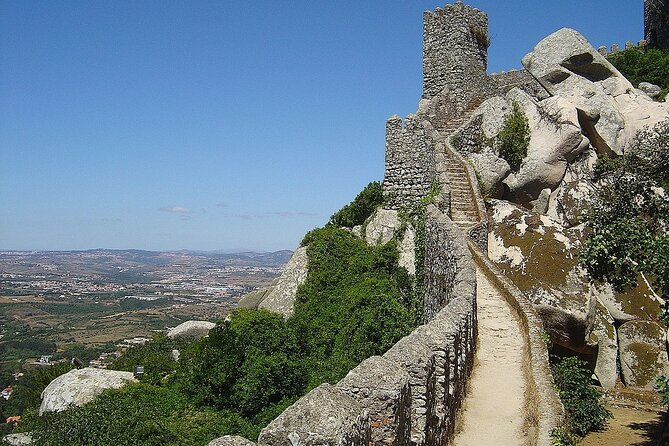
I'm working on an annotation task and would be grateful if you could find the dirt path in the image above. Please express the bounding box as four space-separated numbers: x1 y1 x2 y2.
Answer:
581 405 665 446
452 268 527 446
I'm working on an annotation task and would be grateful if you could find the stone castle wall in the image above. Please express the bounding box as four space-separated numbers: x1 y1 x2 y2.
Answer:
645 0 669 50
256 205 477 446
383 114 436 209
422 3 492 108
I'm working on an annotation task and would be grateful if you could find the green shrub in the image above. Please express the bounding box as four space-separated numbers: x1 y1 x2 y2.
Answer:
581 121 669 297
607 46 669 100
551 356 612 437
4 362 74 416
111 334 189 386
497 102 530 171
19 383 256 446
656 375 669 406
550 426 579 446
327 181 384 228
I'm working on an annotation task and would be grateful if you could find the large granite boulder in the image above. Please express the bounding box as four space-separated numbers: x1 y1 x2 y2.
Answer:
167 320 216 339
501 88 590 207
467 150 511 198
40 368 136 415
2 433 32 446
522 28 668 155
258 383 370 446
258 247 308 318
208 436 256 446
365 208 400 245
237 286 273 309
619 320 669 389
547 179 596 227
487 200 600 383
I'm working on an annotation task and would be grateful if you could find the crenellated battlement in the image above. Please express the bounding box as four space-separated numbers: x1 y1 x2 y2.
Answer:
596 39 648 56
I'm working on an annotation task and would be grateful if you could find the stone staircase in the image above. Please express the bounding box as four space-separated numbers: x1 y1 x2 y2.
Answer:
434 106 484 231
444 149 480 229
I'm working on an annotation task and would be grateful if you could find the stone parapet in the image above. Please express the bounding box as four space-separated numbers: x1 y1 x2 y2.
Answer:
258 205 477 446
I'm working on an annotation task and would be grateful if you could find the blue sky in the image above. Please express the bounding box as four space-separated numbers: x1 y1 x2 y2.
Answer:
0 1 643 252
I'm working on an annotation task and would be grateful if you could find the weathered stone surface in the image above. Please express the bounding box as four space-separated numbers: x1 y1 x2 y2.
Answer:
337 356 411 446
467 150 510 199
522 28 668 155
398 224 416 275
383 335 437 446
40 368 136 415
619 320 669 389
473 96 513 139
2 433 32 446
208 435 256 446
488 200 596 353
258 247 308 318
167 320 216 339
238 287 272 309
423 3 492 104
501 88 590 206
547 180 596 227
639 82 663 98
383 115 436 209
591 301 619 388
365 209 400 246
258 383 370 446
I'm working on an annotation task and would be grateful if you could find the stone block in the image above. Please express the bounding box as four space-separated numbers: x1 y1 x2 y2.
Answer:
337 356 411 446
258 384 370 446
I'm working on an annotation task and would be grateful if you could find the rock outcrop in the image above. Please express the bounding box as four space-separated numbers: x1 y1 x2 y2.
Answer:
258 383 371 446
2 433 32 446
208 436 257 446
40 368 136 415
487 199 668 387
365 208 401 245
167 320 216 339
619 320 669 389
257 247 308 318
522 28 668 156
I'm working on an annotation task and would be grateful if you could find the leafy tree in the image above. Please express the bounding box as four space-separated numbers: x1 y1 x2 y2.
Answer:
497 101 530 171
581 121 669 298
551 356 612 437
607 46 669 100
4 362 74 417
327 181 384 228
19 383 256 446
177 309 304 418
111 334 188 386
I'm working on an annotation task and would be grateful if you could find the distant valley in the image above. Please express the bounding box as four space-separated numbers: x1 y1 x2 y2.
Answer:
0 249 291 377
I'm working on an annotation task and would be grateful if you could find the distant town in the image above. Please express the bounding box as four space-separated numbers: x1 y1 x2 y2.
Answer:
0 249 291 386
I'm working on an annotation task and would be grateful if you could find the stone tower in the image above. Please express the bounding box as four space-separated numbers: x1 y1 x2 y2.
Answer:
422 2 490 105
645 0 669 49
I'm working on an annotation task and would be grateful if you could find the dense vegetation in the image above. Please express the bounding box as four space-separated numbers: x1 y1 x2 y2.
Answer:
497 101 531 171
14 183 421 445
607 46 669 100
328 181 384 228
581 121 669 298
551 356 611 441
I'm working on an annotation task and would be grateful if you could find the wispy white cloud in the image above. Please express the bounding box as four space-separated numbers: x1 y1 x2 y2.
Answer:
159 206 192 214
